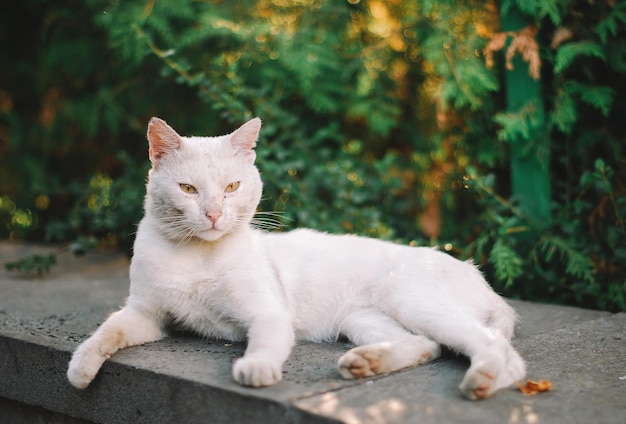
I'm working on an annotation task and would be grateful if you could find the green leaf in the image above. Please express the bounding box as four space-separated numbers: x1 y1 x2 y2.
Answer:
494 111 529 142
577 85 614 117
5 253 57 274
539 236 595 283
489 239 524 288
554 41 606 74
595 2 626 44
502 0 564 25
495 101 543 142
550 85 577 133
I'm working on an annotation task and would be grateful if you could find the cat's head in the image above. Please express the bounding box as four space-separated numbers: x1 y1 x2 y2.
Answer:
145 117 263 243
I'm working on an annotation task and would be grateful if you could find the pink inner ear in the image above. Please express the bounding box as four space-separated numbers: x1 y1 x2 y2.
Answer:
231 118 262 157
147 118 182 165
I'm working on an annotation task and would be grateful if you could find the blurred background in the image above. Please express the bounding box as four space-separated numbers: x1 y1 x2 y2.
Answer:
0 0 624 311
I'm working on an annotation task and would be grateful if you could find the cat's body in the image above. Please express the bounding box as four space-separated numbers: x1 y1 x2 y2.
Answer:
67 118 526 400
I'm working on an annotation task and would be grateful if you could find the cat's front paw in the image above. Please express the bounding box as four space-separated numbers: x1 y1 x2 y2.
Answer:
67 345 107 389
67 363 96 389
232 356 282 387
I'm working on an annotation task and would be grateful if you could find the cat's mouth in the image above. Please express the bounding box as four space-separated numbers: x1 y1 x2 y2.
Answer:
199 226 226 241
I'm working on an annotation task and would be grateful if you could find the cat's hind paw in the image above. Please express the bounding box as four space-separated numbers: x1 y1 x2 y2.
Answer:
459 368 497 400
338 350 382 379
232 356 282 387
460 343 526 400
338 338 440 380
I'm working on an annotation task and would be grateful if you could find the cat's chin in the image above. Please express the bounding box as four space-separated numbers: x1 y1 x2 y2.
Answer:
196 228 228 243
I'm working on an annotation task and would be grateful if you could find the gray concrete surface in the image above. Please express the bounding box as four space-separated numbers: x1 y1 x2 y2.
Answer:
0 242 625 423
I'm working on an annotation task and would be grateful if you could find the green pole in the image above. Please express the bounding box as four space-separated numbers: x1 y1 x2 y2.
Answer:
500 4 551 226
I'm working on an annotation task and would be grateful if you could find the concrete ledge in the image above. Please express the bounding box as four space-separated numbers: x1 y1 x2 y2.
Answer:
1 243 625 423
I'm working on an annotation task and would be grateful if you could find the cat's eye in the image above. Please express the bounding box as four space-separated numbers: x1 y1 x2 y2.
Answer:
225 181 240 193
179 183 197 194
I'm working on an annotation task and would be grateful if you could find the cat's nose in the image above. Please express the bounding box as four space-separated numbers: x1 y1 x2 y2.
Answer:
206 211 222 224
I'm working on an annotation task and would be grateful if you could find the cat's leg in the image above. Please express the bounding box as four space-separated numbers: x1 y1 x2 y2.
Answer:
337 309 441 379
67 306 164 389
458 335 526 400
392 308 526 400
232 312 295 387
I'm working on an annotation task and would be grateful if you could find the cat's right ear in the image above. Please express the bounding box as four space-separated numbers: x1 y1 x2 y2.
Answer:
147 117 182 167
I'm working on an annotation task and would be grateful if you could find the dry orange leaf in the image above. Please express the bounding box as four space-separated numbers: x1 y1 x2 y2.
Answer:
517 379 553 395
484 24 541 80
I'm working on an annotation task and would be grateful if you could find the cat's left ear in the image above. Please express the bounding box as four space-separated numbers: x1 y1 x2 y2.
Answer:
230 117 261 163
147 117 183 168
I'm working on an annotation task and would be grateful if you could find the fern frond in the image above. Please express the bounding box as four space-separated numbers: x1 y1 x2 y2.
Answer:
539 236 595 283
504 0 566 26
494 101 542 142
488 239 524 288
554 41 606 74
550 83 577 134
595 2 626 44
577 84 615 117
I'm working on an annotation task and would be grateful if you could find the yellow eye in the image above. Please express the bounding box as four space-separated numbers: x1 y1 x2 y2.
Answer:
225 181 240 193
179 184 197 194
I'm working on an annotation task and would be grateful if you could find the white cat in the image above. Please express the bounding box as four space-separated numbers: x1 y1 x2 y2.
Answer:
67 117 526 400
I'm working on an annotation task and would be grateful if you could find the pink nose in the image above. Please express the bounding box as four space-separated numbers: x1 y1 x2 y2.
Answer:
206 212 222 224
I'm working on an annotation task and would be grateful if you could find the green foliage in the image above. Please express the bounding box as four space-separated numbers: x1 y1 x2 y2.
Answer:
1 0 625 311
554 41 606 74
595 1 626 44
489 239 524 289
538 236 595 284
502 0 568 25
462 0 626 312
550 80 616 135
5 253 57 275
494 101 543 142
465 161 625 311
550 83 577 133
45 153 149 253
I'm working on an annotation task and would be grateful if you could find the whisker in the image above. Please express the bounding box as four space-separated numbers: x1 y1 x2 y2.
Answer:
246 210 290 232
255 210 293 220
250 222 283 232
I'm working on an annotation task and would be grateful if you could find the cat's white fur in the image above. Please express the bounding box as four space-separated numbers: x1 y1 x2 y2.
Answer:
67 118 526 400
